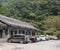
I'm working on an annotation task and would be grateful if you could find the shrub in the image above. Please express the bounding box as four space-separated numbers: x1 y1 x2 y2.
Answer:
57 34 60 39
53 31 60 39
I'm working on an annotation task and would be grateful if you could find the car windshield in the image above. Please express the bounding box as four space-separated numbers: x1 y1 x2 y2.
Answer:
14 34 25 37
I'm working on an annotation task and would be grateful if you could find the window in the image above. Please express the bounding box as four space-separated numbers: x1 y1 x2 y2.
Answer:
15 31 17 34
29 31 31 35
22 30 25 34
11 31 13 37
26 31 31 35
0 30 3 38
32 32 35 35
19 30 21 34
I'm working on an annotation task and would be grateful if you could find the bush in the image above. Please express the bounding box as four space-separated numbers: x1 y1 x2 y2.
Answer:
43 31 53 35
57 34 60 39
43 31 60 39
53 31 60 39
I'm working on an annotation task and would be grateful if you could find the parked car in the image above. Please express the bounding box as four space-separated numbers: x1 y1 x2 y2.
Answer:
7 34 30 44
39 35 47 41
36 35 47 41
52 36 58 40
30 36 37 43
36 36 40 42
45 35 58 40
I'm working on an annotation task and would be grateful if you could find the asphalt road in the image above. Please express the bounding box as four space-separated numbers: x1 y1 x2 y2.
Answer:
0 40 60 50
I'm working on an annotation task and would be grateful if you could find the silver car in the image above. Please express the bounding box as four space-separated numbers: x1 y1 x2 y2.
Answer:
7 34 30 44
45 35 58 40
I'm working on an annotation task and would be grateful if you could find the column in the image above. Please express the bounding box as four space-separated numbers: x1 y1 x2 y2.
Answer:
21 30 22 34
2 30 5 38
25 29 27 35
30 30 32 36
7 29 10 39
17 29 19 34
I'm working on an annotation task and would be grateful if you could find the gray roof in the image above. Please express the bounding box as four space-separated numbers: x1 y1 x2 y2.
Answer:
0 22 7 27
0 15 38 30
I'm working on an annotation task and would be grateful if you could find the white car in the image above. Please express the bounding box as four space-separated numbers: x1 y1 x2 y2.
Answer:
39 35 46 41
36 35 46 41
36 36 40 42
50 36 58 40
45 35 58 40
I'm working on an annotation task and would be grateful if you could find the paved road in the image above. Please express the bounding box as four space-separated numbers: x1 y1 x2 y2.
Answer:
0 40 60 50
17 40 60 50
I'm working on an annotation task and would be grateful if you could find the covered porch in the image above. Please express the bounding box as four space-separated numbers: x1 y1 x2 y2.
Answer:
0 15 38 40
0 22 37 39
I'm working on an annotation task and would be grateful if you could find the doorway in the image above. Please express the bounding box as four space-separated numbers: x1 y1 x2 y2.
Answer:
0 30 3 38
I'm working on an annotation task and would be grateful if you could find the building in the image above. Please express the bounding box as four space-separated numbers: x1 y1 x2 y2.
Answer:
0 15 38 39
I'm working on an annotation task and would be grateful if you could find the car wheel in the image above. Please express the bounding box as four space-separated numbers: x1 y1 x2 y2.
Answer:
29 40 32 43
23 41 28 44
40 39 42 41
8 39 12 43
20 41 24 44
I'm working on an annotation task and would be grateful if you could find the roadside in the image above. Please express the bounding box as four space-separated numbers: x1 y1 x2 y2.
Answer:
0 40 60 50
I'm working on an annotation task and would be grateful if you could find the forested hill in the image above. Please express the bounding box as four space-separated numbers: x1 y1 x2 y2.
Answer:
0 0 60 34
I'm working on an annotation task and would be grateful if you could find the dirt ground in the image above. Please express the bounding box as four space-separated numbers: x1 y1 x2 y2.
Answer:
0 40 60 50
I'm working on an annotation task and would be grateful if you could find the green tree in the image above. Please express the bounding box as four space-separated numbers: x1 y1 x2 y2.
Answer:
44 16 60 31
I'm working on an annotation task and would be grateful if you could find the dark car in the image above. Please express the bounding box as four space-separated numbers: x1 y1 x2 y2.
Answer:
7 34 30 44
30 36 37 43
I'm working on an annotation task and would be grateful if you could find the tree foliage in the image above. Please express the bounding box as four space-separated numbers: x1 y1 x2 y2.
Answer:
0 0 60 33
44 16 60 31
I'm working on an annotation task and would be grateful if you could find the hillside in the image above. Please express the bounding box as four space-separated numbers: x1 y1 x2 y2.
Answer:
0 0 60 34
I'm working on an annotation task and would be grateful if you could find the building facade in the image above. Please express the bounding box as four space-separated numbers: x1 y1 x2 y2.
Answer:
0 15 38 39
